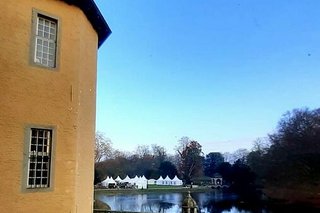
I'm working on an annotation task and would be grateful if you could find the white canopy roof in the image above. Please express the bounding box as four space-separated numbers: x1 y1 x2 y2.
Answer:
157 176 164 180
172 175 181 181
115 176 122 182
164 175 171 181
101 176 116 186
123 175 133 183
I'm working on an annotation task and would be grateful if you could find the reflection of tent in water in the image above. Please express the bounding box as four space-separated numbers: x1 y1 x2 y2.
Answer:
141 200 175 213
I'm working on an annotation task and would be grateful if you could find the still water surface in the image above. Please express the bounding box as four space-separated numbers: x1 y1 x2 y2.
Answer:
95 190 264 213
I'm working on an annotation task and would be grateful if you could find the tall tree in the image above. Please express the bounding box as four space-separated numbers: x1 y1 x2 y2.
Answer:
247 108 320 188
230 159 257 200
204 152 224 177
134 145 151 158
158 161 178 178
176 137 204 184
266 108 320 184
223 149 249 164
246 138 269 180
216 162 233 183
270 108 320 154
152 144 167 163
95 132 113 162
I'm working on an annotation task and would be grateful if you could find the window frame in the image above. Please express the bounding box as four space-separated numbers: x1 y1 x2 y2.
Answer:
30 9 60 70
22 125 56 192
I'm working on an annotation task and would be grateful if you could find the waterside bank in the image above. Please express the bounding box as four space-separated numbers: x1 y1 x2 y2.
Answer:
95 185 215 195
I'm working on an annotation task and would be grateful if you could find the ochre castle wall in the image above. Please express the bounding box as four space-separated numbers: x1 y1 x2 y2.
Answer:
0 0 98 212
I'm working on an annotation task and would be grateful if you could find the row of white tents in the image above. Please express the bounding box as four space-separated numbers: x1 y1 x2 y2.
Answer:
101 175 183 189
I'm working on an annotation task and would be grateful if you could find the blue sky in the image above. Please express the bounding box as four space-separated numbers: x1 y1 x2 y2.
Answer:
94 0 320 154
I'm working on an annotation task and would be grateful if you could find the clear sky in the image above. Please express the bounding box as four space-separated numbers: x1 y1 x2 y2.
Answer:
94 0 320 154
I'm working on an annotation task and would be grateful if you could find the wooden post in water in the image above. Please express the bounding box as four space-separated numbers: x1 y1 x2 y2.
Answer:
182 191 198 213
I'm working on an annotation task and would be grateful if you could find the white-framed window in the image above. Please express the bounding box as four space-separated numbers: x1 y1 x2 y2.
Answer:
33 14 57 68
27 128 52 188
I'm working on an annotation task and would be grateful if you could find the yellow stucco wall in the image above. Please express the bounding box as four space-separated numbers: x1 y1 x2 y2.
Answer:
0 0 98 212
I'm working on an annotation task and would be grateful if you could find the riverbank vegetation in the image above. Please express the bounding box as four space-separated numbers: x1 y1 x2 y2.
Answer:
95 107 320 207
247 108 320 206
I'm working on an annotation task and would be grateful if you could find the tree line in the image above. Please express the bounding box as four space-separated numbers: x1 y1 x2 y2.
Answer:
95 107 320 202
95 143 178 183
246 108 320 197
95 134 253 187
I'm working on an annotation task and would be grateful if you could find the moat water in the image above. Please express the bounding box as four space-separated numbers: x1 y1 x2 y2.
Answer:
95 190 320 213
96 190 262 213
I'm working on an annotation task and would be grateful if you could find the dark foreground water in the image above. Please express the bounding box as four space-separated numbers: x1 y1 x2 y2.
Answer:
95 190 319 213
96 190 260 213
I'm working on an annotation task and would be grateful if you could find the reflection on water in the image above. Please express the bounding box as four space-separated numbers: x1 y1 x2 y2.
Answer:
97 193 182 212
95 190 254 213
221 207 250 213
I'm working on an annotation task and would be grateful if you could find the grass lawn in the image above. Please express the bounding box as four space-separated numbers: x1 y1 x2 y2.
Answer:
147 185 184 190
95 185 214 195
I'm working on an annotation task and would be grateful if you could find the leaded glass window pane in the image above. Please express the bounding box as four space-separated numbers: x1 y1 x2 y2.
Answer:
27 128 52 188
34 15 57 68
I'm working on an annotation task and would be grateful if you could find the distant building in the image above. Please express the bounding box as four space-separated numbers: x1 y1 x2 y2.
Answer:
212 173 223 188
0 0 111 212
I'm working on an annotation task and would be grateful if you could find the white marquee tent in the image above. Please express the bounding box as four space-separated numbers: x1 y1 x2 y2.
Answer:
101 174 183 188
164 175 172 185
115 176 122 182
172 175 183 186
153 175 184 186
135 176 148 189
147 178 156 185
156 176 164 185
123 175 132 183
101 176 116 187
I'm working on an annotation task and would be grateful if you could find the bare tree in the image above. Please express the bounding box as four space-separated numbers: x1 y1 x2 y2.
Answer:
151 144 167 162
134 145 151 158
252 137 270 154
232 148 249 163
95 132 113 162
223 152 233 164
223 149 249 164
111 149 128 159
